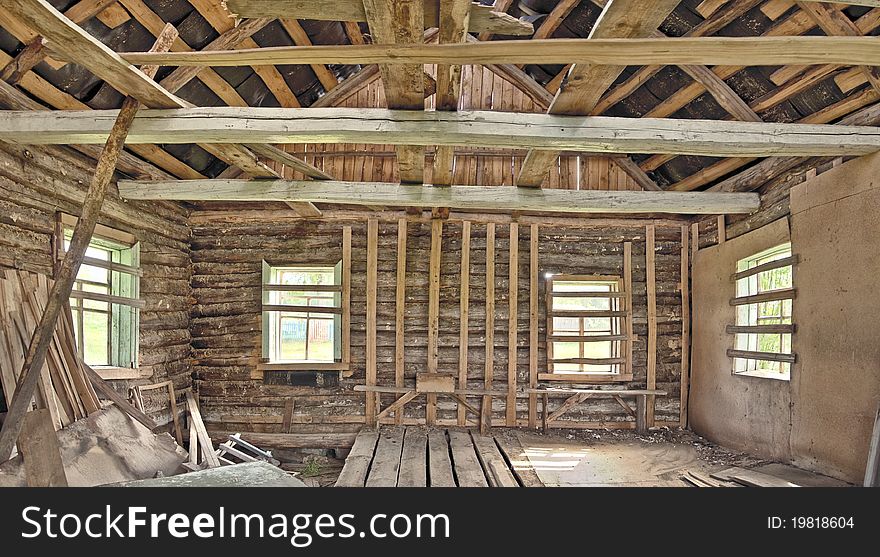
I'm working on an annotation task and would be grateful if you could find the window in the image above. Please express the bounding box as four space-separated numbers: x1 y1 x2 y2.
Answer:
59 215 141 371
729 243 796 380
262 263 344 365
545 274 632 381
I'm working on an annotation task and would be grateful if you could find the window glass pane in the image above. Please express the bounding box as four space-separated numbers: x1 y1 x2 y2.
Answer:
82 310 109 366
583 317 612 333
279 316 308 361
552 296 609 311
552 316 580 334
77 262 109 284
307 318 335 362
83 299 109 311
552 342 581 360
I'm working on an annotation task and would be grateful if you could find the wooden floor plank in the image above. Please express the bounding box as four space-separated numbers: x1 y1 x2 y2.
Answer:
365 427 405 487
494 433 544 488
470 431 519 487
427 430 456 487
397 427 428 487
448 430 489 487
729 469 800 488
335 429 379 487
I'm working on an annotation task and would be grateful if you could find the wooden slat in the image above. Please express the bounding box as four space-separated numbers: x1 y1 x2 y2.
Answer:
732 255 799 281
506 223 518 426
365 427 405 487
223 0 533 35
376 391 419 421
427 430 456 487
727 324 796 334
261 284 343 292
397 427 428 487
342 226 352 368
365 219 379 426
394 219 407 422
261 304 342 314
426 218 442 425
727 349 796 364
528 224 539 429
470 431 518 487
624 242 634 378
483 223 495 432
335 429 379 487
864 406 880 487
447 430 489 487
458 221 471 426
729 469 800 487
646 225 657 428
730 288 796 306
186 390 220 468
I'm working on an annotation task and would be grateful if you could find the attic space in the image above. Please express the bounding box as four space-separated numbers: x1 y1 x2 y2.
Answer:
0 0 878 489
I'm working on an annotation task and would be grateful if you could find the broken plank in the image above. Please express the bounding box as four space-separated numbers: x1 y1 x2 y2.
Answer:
470 431 518 487
335 430 379 487
428 430 456 487
448 430 489 487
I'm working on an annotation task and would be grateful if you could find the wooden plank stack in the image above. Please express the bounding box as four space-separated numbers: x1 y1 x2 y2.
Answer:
0 269 100 431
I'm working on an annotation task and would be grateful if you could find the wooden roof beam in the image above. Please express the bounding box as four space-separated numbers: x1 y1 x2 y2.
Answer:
6 107 880 159
363 0 426 184
223 0 533 36
117 179 760 215
279 18 339 92
515 0 679 187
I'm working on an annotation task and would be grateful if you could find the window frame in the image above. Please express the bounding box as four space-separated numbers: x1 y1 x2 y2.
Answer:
260 261 349 371
56 213 144 380
728 243 797 381
542 273 633 383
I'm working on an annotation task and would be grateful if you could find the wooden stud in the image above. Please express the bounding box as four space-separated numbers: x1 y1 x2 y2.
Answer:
426 218 442 425
624 242 634 379
528 224 539 429
506 223 518 426
394 219 407 423
717 215 726 244
342 226 352 370
646 225 657 428
482 223 495 433
458 221 471 426
365 219 379 427
680 225 690 428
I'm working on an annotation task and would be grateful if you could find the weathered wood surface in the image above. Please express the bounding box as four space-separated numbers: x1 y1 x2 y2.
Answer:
334 429 379 487
447 430 489 487
427 430 456 487
119 180 760 215
18 409 68 487
222 0 533 35
365 427 405 487
120 37 880 67
8 109 880 159
397 427 428 487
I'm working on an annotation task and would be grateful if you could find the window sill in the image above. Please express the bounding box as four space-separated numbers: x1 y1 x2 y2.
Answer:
539 373 634 383
91 366 149 380
733 369 791 382
257 362 349 372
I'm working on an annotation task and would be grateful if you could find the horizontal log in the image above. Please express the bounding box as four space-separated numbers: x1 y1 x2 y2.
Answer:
118 180 759 215
115 37 880 67
222 0 533 36
6 108 878 159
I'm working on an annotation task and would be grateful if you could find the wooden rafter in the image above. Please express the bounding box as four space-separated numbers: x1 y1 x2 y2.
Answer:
279 18 339 92
515 0 680 187
223 0 533 35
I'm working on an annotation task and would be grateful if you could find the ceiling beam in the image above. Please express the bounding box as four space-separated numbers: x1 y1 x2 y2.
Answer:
5 107 879 159
117 179 760 215
118 36 880 68
515 0 680 187
222 0 533 35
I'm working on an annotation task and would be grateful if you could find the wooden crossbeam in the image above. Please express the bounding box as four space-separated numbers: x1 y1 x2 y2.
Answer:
222 0 533 35
117 180 760 214
119 36 880 67
515 0 680 187
10 108 880 159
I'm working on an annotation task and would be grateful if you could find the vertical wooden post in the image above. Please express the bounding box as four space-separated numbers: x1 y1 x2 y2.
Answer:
427 218 442 426
691 222 699 259
457 221 471 426
636 395 647 435
624 242 634 378
365 218 379 427
506 223 518 426
0 24 179 461
482 223 495 432
717 215 726 244
528 224 539 429
394 219 407 424
342 226 352 371
646 225 657 428
680 225 691 428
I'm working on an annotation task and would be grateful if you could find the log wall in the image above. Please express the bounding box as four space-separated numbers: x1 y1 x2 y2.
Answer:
0 142 193 426
191 217 686 434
